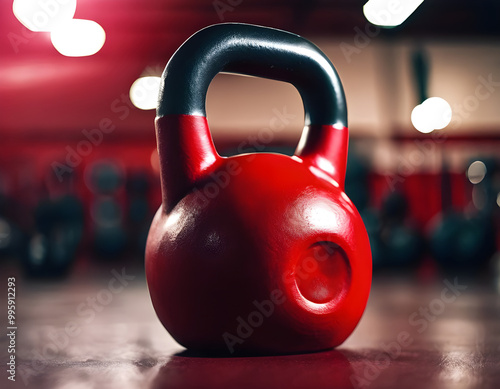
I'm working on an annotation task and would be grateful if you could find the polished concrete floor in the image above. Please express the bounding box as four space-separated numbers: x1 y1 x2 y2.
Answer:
2 267 500 389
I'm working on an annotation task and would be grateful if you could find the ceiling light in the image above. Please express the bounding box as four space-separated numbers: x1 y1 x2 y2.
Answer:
363 0 424 27
411 97 452 133
411 104 433 133
50 19 106 57
13 0 77 32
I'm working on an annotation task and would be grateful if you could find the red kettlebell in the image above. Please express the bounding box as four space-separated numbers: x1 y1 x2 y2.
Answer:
146 23 372 355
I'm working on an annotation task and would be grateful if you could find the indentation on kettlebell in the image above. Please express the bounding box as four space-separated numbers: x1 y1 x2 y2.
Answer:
294 241 351 304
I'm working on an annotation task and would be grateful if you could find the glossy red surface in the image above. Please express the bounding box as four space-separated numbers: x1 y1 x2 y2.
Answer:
145 114 372 354
152 350 354 389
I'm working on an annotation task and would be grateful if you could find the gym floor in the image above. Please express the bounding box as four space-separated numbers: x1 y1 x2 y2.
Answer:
5 268 500 389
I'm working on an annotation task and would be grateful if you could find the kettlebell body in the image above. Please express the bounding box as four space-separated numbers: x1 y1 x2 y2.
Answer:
146 24 372 354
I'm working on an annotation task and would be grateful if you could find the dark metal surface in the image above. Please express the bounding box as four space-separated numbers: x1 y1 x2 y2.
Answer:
158 23 347 127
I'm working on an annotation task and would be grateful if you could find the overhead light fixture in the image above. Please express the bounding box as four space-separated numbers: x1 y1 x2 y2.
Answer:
130 77 162 110
363 0 424 27
411 97 452 133
12 0 77 32
50 19 106 57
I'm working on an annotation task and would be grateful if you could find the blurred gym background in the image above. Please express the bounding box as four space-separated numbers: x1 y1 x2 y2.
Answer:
1 0 500 282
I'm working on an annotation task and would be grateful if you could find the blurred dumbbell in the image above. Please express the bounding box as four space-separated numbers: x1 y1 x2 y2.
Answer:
360 208 384 269
430 211 493 273
345 151 370 211
23 193 84 278
86 160 124 194
0 216 25 260
430 158 496 274
92 197 126 258
85 161 127 260
379 191 423 270
126 171 154 258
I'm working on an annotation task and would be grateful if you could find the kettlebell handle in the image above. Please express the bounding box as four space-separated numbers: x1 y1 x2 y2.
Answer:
158 23 347 127
156 24 349 212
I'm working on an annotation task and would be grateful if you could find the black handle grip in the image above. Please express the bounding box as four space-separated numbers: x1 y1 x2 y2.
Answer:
158 23 347 127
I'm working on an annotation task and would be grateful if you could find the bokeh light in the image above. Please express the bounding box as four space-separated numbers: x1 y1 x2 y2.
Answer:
363 0 424 27
411 97 452 133
130 76 162 110
13 0 77 32
467 161 487 184
51 19 106 57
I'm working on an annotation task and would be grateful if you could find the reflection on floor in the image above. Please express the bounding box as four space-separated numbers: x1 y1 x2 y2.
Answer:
4 269 500 389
